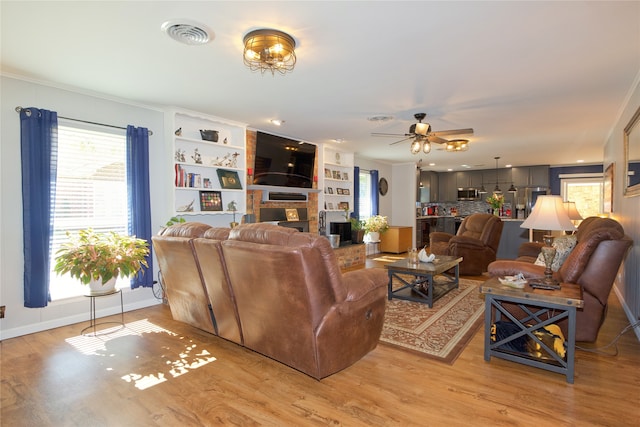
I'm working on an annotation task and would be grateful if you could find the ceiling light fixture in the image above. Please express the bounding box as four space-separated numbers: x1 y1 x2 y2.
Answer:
493 156 502 194
445 139 469 152
243 29 296 75
270 119 284 126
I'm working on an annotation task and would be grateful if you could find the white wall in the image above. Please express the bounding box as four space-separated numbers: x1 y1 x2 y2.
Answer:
603 71 640 336
0 76 166 339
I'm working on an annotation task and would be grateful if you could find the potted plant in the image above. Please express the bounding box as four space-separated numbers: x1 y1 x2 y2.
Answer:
54 228 150 293
364 215 389 243
350 217 366 244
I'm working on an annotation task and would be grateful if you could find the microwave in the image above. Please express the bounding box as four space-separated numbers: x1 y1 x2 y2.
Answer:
457 188 479 201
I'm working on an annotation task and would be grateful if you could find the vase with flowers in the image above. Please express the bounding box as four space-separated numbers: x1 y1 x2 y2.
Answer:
364 215 389 242
486 193 505 216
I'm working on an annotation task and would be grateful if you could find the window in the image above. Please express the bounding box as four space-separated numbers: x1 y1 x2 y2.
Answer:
561 175 603 220
358 171 372 220
49 122 129 300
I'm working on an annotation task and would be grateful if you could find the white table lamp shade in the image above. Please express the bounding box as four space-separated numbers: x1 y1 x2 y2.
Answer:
520 195 576 231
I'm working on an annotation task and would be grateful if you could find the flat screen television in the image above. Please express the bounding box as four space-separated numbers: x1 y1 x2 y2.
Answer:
254 131 317 188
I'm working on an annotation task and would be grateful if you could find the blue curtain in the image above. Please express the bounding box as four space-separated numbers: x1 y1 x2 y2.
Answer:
351 166 360 220
370 169 379 215
20 108 58 307
126 126 153 288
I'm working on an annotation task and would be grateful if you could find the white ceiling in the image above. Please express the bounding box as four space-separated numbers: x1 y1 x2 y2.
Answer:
2 1 639 172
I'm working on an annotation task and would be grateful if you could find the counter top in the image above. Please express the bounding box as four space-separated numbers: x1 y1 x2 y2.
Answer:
416 215 524 222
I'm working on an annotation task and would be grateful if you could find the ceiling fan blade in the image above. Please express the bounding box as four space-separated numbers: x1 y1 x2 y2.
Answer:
430 128 474 137
372 132 412 137
427 135 449 144
389 136 415 146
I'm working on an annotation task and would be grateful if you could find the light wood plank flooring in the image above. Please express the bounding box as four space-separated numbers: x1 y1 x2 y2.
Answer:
2 260 639 426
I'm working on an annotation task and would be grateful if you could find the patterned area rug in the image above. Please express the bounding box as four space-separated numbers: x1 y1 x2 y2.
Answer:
380 276 485 364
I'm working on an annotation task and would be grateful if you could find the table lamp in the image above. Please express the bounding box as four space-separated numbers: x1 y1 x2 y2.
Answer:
563 201 583 230
520 195 576 289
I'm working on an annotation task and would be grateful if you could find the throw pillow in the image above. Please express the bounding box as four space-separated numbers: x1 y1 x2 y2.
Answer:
534 235 577 272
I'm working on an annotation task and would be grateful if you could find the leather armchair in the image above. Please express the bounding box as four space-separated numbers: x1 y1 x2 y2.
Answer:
488 217 633 342
429 213 504 275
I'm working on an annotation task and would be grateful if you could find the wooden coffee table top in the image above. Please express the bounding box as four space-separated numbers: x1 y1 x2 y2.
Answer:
384 255 462 275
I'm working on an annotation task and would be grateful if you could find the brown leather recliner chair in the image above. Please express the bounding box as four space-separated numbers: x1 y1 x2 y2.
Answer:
429 213 504 275
488 217 632 342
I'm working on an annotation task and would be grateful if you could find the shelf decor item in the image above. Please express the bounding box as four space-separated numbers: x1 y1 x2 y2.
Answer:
228 201 239 228
199 129 219 142
217 169 242 189
486 193 505 216
200 191 223 211
54 229 149 294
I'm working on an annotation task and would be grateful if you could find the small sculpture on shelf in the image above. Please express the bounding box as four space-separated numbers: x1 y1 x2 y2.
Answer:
175 149 186 163
176 200 194 212
191 148 202 164
210 152 240 168
223 137 228 145
174 127 182 136
228 201 238 228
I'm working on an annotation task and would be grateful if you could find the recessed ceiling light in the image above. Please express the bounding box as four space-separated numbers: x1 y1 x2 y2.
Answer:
270 119 284 126
505 164 512 168
429 162 435 166
367 115 394 122
576 159 584 163
161 20 213 45
333 138 345 144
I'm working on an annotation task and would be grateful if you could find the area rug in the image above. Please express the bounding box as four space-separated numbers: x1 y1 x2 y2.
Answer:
379 276 485 364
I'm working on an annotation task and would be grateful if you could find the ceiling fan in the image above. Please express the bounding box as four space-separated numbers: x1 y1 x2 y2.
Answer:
372 113 474 154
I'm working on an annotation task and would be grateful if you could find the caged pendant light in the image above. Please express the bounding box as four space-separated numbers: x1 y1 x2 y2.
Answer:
243 29 297 75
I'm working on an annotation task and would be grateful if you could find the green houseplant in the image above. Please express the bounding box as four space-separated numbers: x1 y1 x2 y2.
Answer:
350 217 366 244
54 228 150 291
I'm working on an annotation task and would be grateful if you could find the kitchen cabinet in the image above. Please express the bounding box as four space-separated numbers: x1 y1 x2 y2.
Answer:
456 171 483 189
512 166 549 188
419 171 439 202
496 220 529 259
437 172 457 201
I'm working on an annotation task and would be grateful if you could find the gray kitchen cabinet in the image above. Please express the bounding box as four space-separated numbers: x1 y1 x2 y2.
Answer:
438 172 457 201
511 165 549 188
419 171 439 202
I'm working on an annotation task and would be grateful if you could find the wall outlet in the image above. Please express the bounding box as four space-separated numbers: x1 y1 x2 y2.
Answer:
0 305 5 319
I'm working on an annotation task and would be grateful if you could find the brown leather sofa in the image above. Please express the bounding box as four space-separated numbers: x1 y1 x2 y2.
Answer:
429 213 504 275
487 217 632 342
153 222 388 379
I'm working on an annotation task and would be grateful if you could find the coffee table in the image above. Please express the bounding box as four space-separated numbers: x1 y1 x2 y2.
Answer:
480 276 584 383
385 255 462 308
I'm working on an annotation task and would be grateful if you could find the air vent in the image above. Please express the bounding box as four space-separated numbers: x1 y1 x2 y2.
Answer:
367 115 394 122
161 20 213 45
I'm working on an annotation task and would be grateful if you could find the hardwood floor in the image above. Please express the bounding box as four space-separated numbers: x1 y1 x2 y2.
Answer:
2 259 639 426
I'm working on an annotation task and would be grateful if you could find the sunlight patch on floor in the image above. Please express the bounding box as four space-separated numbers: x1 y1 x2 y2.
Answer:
65 319 217 390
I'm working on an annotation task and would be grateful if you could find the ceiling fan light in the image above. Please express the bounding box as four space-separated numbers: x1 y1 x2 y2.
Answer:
410 140 421 154
415 122 430 136
423 141 431 154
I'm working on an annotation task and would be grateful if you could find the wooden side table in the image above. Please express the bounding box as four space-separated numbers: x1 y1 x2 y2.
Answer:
480 277 583 383
380 226 413 254
81 288 125 337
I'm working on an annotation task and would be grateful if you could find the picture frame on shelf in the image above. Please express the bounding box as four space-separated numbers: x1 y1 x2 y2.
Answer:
336 188 343 195
343 188 350 195
338 201 349 210
342 172 349 181
199 191 223 211
324 168 332 178
216 169 242 189
203 178 212 189
327 187 333 194
327 202 334 210
332 170 341 180
286 208 299 221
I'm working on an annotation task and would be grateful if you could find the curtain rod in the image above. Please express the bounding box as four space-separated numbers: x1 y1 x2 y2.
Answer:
15 106 153 136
